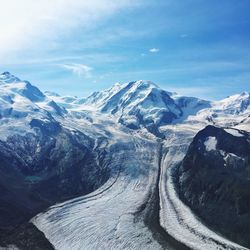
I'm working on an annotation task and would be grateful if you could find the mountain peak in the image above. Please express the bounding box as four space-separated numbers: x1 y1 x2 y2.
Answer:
124 80 178 97
126 80 159 89
0 71 21 83
1 71 11 76
216 91 250 114
0 72 45 102
240 91 249 97
84 79 182 136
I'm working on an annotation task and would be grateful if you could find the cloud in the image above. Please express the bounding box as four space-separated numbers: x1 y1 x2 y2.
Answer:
149 48 160 53
0 0 138 58
61 63 93 77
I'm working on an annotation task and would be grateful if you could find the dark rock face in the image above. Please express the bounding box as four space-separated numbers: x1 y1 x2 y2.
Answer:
0 125 110 249
177 125 250 248
30 118 61 135
0 223 54 250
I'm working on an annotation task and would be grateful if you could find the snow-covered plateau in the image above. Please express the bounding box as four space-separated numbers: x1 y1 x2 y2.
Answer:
0 72 249 250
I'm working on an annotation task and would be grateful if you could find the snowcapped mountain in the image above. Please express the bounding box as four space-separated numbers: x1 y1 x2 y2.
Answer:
83 80 182 135
0 72 115 248
0 71 248 144
0 71 45 102
1 72 248 137
0 72 249 250
217 92 250 114
0 72 67 140
183 92 250 129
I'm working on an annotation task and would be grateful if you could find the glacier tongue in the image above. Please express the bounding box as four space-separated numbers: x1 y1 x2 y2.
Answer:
32 125 249 250
32 138 166 250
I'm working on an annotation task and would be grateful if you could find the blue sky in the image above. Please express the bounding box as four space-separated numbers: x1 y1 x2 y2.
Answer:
1 0 250 99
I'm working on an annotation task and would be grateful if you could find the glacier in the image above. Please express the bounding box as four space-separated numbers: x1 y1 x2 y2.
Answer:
0 72 249 249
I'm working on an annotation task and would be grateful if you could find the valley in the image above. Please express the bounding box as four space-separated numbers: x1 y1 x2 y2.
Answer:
0 72 249 250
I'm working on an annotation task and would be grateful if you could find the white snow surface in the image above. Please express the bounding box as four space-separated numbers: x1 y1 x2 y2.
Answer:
224 128 244 137
204 136 217 151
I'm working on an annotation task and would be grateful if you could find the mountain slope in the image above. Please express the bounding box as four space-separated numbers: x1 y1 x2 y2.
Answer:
0 72 249 250
177 125 250 248
84 80 182 136
44 78 249 137
185 92 250 127
0 72 112 249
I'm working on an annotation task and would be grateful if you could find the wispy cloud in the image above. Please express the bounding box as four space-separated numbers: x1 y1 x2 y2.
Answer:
149 48 160 53
61 63 93 77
